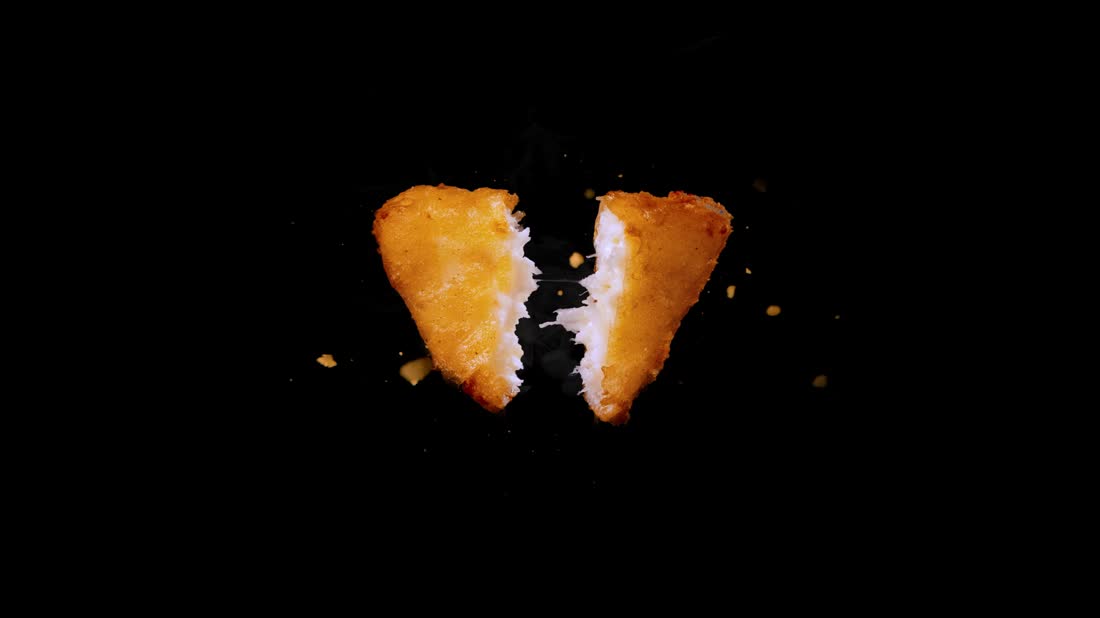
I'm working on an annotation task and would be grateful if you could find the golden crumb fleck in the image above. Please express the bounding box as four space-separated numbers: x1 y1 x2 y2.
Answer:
726 285 736 299
766 305 781 317
812 375 828 388
617 173 623 179
753 178 767 192
398 351 403 356
400 357 434 386
513 210 526 222
557 289 564 296
584 188 596 200
745 267 752 274
569 252 585 268
316 354 337 368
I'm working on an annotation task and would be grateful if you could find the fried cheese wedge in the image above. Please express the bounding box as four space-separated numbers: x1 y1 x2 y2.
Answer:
549 191 731 424
373 185 539 412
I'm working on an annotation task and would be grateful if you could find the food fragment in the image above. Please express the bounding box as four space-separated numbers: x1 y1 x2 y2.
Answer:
400 357 434 386
617 173 623 178
569 252 585 268
726 285 736 299
812 375 828 388
766 305 781 317
584 188 596 200
753 178 767 192
557 289 564 296
834 315 840 320
398 351 403 356
745 267 752 274
316 354 337 368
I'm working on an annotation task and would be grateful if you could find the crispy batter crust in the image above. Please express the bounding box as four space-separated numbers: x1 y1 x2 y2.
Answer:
596 191 732 424
373 185 521 412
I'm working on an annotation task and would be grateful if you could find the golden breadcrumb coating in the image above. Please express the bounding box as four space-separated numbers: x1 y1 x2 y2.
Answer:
373 185 536 412
595 191 732 424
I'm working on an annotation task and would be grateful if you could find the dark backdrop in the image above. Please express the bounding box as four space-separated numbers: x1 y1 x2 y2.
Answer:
279 34 856 500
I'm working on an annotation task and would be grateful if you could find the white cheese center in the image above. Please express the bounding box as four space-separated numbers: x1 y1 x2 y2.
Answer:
548 209 627 416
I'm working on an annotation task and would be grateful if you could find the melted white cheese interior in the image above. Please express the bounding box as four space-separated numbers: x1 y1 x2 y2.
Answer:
548 208 627 417
492 207 540 407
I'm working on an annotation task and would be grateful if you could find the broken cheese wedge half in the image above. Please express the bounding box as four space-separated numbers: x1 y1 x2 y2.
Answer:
373 185 539 412
549 191 731 424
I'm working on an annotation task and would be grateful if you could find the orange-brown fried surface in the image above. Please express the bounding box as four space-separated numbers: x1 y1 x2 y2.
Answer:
373 185 526 412
597 191 732 423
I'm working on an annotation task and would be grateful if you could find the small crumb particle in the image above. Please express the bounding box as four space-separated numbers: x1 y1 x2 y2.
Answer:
726 285 736 299
617 173 623 178
316 354 337 368
563 153 568 158
398 351 403 356
745 267 752 274
583 188 596 200
834 314 841 320
513 210 526 222
753 178 767 192
812 375 828 388
400 357 434 386
569 252 585 268
766 305 781 317
557 289 563 296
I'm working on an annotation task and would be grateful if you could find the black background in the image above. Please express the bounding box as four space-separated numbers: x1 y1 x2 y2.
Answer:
280 34 855 500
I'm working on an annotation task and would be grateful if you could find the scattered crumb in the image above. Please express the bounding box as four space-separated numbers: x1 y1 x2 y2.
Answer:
400 357 434 386
569 252 585 268
316 354 337 368
834 315 841 320
557 289 563 296
745 267 752 274
583 188 596 200
617 173 623 178
726 285 736 299
766 305 781 317
513 210 526 222
753 178 767 192
398 351 403 356
812 375 828 388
